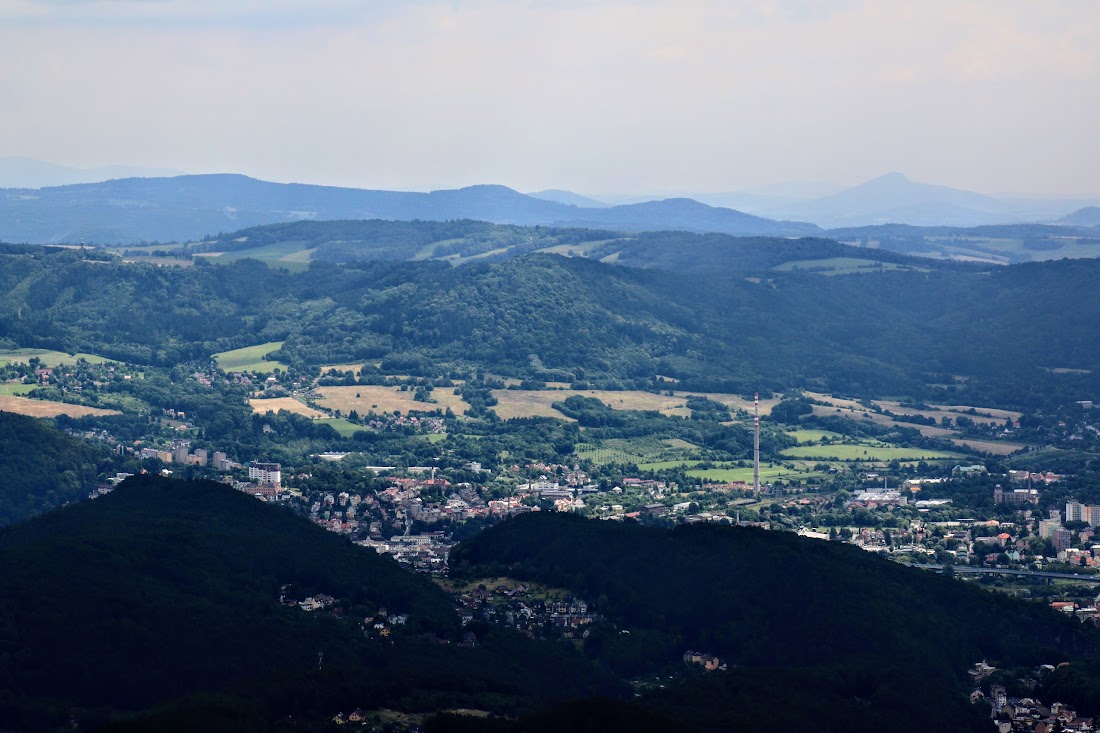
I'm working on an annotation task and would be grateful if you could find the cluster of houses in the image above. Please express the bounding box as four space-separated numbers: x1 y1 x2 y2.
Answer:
971 662 1092 732
454 584 598 638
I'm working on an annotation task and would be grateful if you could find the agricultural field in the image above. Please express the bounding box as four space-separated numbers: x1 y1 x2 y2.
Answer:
950 438 1029 456
209 241 314 271
780 444 964 461
314 418 361 437
0 383 36 396
314 385 468 416
0 348 114 367
490 388 778 421
249 397 327 419
0 395 120 419
320 363 367 376
687 464 819 484
774 257 926 276
213 342 288 374
786 429 847 443
577 436 701 468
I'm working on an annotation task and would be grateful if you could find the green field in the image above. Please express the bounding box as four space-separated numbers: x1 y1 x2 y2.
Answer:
780 445 964 461
0 383 36 396
0 348 114 367
774 257 926 276
637 459 703 471
786 429 847 443
687 465 816 483
213 342 288 373
212 241 314 272
315 418 360 437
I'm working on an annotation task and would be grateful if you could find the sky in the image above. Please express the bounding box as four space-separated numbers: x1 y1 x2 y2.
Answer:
1 0 1098 196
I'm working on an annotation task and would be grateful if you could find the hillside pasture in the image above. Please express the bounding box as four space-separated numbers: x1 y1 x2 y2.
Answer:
0 395 120 419
0 348 114 367
211 241 314 271
315 385 467 416
213 342 288 374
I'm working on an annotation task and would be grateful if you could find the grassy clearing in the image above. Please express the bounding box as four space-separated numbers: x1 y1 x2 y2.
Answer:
780 445 964 461
315 418 361 437
0 349 114 367
213 342 287 373
249 397 327 419
0 395 120 418
212 241 314 271
0 383 36 396
315 385 467 416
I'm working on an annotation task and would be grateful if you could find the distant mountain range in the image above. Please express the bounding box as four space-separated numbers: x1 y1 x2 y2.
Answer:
2 163 1097 244
0 156 183 189
0 174 819 244
729 172 1100 228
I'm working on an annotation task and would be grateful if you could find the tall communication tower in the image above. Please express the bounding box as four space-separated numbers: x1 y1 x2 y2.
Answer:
753 392 760 493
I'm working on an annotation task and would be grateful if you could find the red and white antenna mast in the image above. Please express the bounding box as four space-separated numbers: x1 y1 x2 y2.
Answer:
753 392 760 493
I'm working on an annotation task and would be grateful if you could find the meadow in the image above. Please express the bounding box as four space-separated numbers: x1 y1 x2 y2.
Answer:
0 349 114 367
213 342 288 373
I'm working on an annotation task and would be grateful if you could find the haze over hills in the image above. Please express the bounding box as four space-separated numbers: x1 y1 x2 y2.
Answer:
0 156 183 189
0 174 820 244
753 172 1100 228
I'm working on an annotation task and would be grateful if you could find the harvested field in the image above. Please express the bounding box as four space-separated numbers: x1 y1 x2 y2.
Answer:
0 395 120 418
249 397 327 419
951 438 1029 456
315 385 467 416
491 389 779 421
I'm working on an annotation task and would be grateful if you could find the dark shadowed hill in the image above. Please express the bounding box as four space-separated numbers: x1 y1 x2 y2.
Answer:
0 476 624 730
0 411 106 526
446 511 1100 732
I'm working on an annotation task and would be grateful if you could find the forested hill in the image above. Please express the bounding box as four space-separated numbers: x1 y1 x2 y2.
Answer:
177 219 954 272
0 476 625 730
449 512 1100 732
0 411 107 526
2 247 1100 406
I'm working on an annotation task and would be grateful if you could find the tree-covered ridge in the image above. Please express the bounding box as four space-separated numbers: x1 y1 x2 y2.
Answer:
0 476 625 729
0 411 106 526
193 218 625 264
449 512 1100 730
2 246 1100 407
451 513 1096 673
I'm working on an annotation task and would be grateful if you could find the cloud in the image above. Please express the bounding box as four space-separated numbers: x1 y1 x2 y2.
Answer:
0 0 1097 196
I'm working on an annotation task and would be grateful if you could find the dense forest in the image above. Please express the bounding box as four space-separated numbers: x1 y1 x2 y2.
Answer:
0 411 107 525
449 512 1100 731
2 243 1099 408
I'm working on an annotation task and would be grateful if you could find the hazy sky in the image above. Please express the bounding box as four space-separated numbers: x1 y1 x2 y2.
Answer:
2 0 1098 196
